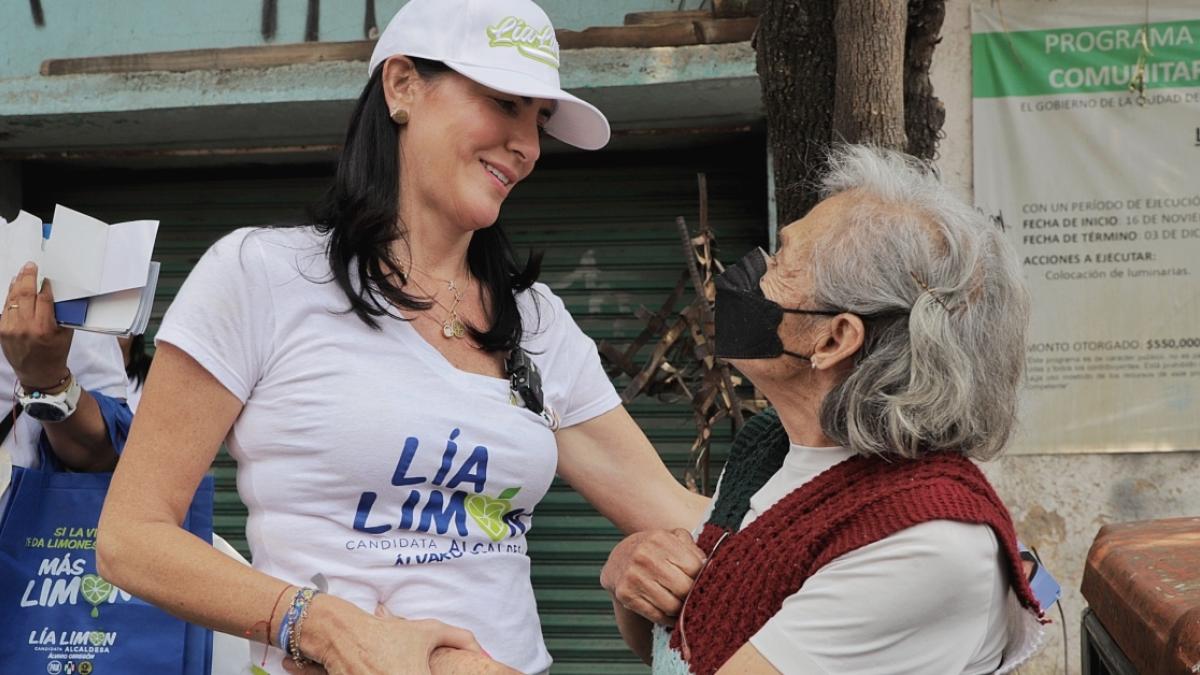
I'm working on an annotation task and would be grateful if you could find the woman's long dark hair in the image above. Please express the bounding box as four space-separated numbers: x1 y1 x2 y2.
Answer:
311 59 542 353
125 334 153 388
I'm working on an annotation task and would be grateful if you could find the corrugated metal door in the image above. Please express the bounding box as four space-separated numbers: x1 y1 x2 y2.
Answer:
24 143 766 673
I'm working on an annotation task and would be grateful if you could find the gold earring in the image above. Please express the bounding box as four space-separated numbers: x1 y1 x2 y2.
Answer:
390 108 409 124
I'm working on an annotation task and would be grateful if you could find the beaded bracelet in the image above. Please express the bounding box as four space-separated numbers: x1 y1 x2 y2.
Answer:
276 589 304 652
290 588 320 668
282 587 320 668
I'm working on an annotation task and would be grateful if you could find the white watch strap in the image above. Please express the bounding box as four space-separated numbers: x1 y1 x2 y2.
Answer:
61 377 83 413
16 375 82 420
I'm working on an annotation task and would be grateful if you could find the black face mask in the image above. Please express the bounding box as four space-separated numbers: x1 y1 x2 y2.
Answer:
714 248 841 360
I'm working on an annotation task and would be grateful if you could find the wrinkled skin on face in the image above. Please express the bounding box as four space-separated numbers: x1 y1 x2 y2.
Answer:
729 193 857 382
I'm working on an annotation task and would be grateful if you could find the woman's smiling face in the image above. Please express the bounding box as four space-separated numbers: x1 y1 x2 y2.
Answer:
389 60 555 234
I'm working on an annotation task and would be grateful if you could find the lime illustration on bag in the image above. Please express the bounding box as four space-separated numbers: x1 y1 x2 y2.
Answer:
467 487 520 542
80 574 115 618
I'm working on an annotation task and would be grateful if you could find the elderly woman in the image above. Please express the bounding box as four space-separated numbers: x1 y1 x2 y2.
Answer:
601 146 1045 675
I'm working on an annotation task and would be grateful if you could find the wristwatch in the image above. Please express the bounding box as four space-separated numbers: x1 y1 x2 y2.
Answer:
16 374 82 422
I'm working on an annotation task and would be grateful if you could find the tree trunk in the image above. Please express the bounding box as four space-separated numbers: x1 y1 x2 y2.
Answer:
713 0 766 18
757 0 946 225
833 0 907 150
904 0 947 160
755 0 837 224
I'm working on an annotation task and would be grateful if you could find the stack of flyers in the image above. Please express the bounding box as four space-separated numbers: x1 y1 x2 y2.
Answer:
0 205 160 337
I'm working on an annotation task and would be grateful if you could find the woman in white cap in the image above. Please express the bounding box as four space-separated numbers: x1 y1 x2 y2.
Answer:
96 1 707 674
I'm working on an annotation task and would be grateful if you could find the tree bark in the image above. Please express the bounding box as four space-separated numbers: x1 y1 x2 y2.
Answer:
756 0 837 224
904 0 947 160
832 0 907 150
756 0 946 224
713 0 766 18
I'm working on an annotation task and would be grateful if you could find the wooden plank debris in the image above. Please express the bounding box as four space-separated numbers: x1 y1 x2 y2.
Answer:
41 42 373 76
597 173 764 495
41 19 757 76
624 10 713 26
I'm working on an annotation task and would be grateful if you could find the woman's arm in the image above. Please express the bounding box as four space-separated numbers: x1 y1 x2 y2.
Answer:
97 344 489 674
555 405 710 533
557 406 709 661
41 389 125 471
98 343 286 638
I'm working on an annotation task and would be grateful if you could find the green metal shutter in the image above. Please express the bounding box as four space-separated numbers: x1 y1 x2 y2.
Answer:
24 143 766 673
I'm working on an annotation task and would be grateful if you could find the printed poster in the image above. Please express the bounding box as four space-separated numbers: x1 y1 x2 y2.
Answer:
972 0 1200 453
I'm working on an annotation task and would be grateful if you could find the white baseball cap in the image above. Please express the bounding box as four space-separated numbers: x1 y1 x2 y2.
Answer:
369 0 610 151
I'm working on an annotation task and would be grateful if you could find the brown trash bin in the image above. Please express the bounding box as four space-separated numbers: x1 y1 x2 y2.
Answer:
1081 517 1200 674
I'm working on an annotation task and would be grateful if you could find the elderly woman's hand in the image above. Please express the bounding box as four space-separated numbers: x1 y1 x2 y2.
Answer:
1 262 73 389
601 529 706 626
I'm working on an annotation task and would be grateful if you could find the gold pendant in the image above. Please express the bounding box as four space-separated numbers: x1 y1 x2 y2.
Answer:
452 319 466 338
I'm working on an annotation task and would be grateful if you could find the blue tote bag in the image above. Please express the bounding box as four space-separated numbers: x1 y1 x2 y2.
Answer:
0 461 215 675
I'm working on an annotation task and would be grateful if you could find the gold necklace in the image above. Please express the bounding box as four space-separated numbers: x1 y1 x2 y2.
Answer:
403 263 470 339
439 277 468 339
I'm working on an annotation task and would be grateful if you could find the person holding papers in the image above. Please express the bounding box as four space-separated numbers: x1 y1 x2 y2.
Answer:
0 262 131 511
97 1 706 674
2 262 255 673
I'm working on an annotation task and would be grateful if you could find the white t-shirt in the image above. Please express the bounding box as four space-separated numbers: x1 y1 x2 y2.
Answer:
0 331 127 516
653 443 1040 675
156 226 621 675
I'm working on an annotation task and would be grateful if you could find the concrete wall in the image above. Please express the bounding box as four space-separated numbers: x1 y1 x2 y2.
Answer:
0 2 760 156
1 0 690 79
932 3 1200 673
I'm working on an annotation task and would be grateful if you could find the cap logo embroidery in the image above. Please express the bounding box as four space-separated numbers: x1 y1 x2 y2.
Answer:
486 16 560 69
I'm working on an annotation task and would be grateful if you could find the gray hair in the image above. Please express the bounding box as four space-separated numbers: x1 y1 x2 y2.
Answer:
809 145 1030 461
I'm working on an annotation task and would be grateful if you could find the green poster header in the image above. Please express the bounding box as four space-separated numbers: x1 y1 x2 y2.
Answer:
973 19 1200 98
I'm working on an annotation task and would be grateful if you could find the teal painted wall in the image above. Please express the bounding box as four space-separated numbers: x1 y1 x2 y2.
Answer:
1 0 702 79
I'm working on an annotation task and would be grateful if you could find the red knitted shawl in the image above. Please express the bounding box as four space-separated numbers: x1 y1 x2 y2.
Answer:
668 446 1041 675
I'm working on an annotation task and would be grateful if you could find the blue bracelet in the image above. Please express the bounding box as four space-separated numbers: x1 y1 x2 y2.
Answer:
288 588 321 667
277 589 306 650
277 606 299 650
